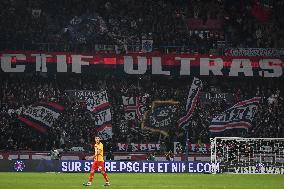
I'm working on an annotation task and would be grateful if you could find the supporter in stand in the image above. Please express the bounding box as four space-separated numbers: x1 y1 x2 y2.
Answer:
0 0 282 52
50 147 60 160
165 150 174 161
0 74 283 152
0 0 283 153
147 152 156 161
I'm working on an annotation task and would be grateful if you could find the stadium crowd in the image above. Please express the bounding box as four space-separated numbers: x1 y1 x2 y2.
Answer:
0 0 283 153
0 73 283 152
0 0 283 53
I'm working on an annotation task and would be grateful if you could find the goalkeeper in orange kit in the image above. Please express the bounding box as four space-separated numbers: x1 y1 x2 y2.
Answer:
83 136 110 187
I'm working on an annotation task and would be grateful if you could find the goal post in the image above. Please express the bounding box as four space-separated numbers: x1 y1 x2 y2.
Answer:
210 137 284 174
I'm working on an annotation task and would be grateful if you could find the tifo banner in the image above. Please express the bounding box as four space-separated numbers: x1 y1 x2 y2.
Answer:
209 97 261 133
122 96 148 121
66 90 112 140
142 100 179 136
117 143 160 152
18 102 64 133
225 48 284 57
1 51 284 77
178 77 202 128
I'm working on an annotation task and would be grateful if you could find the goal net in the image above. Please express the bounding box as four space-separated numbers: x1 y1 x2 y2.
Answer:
210 137 284 174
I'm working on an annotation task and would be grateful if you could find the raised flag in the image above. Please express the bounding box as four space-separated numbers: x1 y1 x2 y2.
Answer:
122 96 148 121
209 97 261 133
18 102 64 133
66 90 112 139
178 77 202 128
142 100 179 136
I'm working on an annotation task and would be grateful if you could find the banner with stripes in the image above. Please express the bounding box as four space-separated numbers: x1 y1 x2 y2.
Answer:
209 97 261 133
66 90 112 140
96 124 112 141
122 96 148 121
18 102 64 133
178 77 202 128
66 90 110 112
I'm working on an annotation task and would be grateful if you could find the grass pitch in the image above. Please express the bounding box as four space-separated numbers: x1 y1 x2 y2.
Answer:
0 172 283 189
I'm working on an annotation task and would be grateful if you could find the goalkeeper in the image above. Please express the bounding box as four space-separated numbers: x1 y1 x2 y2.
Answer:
84 136 110 187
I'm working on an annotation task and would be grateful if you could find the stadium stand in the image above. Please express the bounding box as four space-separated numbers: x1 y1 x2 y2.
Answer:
0 0 283 155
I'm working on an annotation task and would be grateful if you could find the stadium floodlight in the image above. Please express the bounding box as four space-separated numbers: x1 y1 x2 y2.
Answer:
210 137 284 174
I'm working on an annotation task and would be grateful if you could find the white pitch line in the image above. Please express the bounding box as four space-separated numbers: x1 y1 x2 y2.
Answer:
100 185 227 188
70 185 227 188
106 186 190 188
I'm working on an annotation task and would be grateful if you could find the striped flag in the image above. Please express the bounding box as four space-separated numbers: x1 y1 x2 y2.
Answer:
209 97 261 133
18 102 64 133
178 77 202 128
66 90 112 140
122 96 147 121
96 124 112 141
